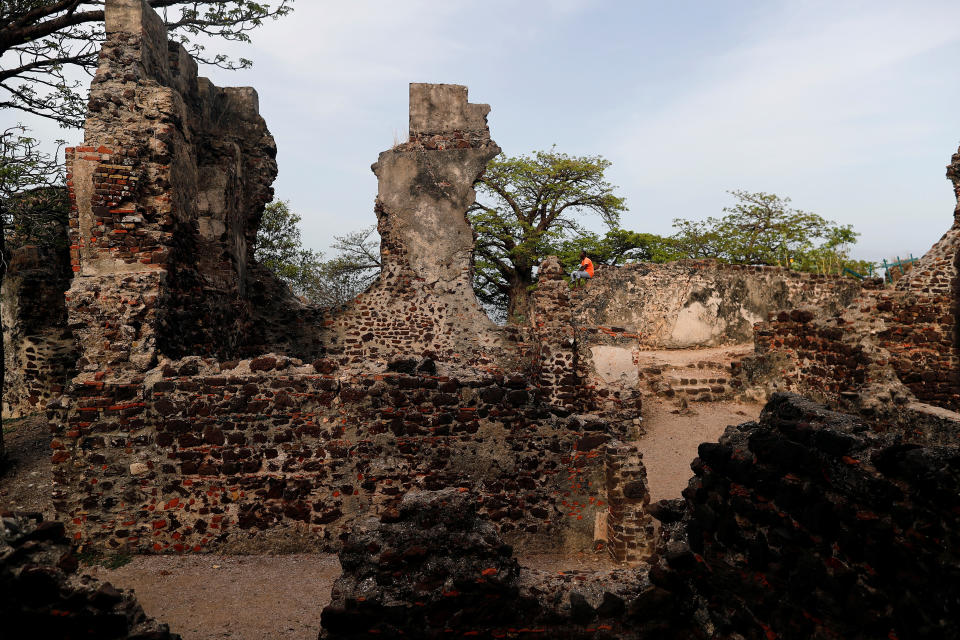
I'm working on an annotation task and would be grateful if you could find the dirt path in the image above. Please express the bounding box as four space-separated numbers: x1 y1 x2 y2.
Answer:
90 554 341 640
638 398 761 502
0 414 54 517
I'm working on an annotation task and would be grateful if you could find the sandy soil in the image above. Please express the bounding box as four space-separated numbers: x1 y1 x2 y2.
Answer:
639 399 762 502
0 414 54 517
90 554 341 640
88 551 622 640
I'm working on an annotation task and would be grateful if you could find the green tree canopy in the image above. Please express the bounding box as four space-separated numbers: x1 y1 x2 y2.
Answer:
0 1 294 127
254 199 324 299
312 224 380 308
670 190 864 274
470 148 627 321
0 123 68 459
557 229 677 268
255 201 379 307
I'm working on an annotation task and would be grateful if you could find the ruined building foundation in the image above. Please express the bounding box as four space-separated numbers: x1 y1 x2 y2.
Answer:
2 1 958 637
46 0 655 563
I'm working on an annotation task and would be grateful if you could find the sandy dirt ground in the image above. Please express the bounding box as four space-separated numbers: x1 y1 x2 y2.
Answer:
639 399 762 502
0 414 54 517
90 554 341 640
88 551 621 640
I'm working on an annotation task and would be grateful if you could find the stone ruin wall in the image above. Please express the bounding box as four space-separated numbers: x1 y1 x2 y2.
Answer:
63 0 284 372
2 243 76 418
45 0 654 562
0 514 180 639
4 3 959 635
318 393 960 639
19 0 959 573
750 146 960 426
317 83 515 372
570 259 861 349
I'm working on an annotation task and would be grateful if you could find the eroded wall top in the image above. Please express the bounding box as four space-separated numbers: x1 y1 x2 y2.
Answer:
65 0 279 376
322 83 509 370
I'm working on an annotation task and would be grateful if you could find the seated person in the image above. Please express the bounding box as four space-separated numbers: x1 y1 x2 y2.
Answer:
571 250 594 285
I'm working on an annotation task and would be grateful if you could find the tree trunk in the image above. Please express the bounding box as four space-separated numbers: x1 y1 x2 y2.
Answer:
506 276 534 325
1 217 6 464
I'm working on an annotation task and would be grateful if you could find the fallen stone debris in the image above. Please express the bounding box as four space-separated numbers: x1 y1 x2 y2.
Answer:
0 512 180 639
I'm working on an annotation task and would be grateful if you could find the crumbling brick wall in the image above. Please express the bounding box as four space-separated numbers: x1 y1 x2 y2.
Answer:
316 395 960 640
649 393 960 640
529 257 643 430
570 260 861 348
0 514 180 639
50 6 653 562
58 355 651 558
64 0 280 371
2 244 76 417
747 145 960 421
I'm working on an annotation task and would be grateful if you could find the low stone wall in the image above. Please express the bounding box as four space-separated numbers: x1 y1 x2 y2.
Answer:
746 144 960 421
321 489 660 640
50 356 652 559
650 393 960 639
570 260 861 348
753 288 960 417
318 395 960 639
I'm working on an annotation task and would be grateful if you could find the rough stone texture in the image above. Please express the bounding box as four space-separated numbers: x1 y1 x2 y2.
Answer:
49 355 656 560
648 393 960 640
64 0 280 372
737 146 960 428
318 83 510 371
2 243 76 417
322 395 960 640
570 260 861 348
0 513 180 639
50 34 657 561
530 259 644 424
320 488 666 640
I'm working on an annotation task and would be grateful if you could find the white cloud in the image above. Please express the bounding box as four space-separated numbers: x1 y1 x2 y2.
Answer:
609 1 960 259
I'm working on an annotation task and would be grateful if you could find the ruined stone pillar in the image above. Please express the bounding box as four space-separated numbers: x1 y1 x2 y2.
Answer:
54 0 277 542
529 256 584 409
322 83 508 368
63 0 276 380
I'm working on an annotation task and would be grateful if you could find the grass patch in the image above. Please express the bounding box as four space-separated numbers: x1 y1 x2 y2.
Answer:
77 548 134 570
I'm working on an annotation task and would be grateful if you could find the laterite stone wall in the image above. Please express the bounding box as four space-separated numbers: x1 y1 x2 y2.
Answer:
749 144 960 420
650 394 960 640
52 357 651 558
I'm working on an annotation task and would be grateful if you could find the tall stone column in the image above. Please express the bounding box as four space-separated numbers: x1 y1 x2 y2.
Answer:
322 84 510 369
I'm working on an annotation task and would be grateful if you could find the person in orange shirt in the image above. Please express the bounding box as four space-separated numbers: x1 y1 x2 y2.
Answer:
571 250 594 285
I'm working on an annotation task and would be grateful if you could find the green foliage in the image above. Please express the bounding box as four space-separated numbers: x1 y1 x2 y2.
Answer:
0 1 294 127
255 200 324 299
1 124 68 252
76 548 133 569
256 201 379 307
557 229 678 271
470 148 627 319
670 190 864 275
311 225 380 308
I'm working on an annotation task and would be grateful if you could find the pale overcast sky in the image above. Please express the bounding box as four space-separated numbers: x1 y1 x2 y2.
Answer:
8 0 960 263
